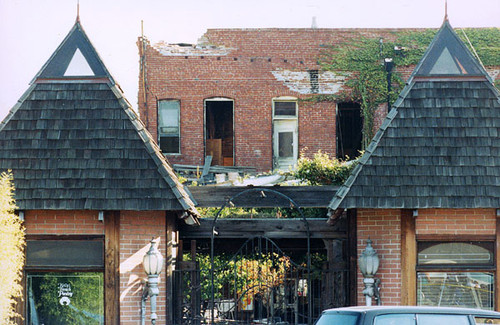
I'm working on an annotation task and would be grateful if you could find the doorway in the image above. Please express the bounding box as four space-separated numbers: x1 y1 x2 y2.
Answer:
205 98 234 166
273 98 298 171
336 102 362 160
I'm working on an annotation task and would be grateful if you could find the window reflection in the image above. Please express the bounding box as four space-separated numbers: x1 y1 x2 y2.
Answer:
27 272 104 325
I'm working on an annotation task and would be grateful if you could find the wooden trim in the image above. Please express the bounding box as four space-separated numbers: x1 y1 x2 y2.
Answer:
187 185 339 208
104 211 120 325
347 209 357 306
496 214 500 311
166 211 178 324
401 209 416 306
416 234 495 242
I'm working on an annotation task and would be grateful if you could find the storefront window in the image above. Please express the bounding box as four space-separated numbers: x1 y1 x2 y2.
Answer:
25 238 105 324
417 242 494 310
27 272 104 325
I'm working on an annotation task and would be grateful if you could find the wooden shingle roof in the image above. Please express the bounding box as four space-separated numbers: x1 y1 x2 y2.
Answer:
0 21 198 216
329 20 500 210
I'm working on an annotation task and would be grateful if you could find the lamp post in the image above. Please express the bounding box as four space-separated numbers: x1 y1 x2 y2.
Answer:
358 239 380 306
141 238 164 325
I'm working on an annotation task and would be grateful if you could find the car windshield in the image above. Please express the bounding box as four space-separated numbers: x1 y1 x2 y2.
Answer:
315 313 359 325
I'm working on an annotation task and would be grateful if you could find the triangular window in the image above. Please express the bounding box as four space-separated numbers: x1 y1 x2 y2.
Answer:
64 48 94 76
429 47 461 75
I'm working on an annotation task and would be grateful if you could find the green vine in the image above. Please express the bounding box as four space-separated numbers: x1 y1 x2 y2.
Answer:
318 28 500 148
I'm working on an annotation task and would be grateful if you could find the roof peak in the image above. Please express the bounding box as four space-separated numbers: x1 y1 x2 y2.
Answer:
32 20 115 84
410 19 490 81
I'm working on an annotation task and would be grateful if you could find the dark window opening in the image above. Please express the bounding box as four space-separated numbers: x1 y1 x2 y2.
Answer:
336 102 362 160
309 70 319 94
205 100 234 166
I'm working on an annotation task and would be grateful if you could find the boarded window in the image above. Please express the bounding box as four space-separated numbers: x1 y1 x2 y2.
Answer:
158 100 180 154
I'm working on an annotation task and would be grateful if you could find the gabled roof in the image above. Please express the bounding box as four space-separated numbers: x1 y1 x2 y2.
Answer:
329 20 500 211
412 20 489 79
0 21 198 217
33 21 115 83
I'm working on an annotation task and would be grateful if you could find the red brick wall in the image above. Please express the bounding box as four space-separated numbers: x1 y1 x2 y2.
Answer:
416 209 496 236
119 211 167 325
137 29 415 172
24 210 104 235
139 29 500 172
357 209 402 306
357 208 497 306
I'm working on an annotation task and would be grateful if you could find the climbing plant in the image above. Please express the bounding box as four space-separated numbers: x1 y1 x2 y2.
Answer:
317 28 500 148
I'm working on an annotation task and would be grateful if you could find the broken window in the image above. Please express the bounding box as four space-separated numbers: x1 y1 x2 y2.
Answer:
205 98 234 166
336 102 362 159
158 100 180 154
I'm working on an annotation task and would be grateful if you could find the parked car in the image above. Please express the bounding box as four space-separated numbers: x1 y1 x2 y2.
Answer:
315 306 500 325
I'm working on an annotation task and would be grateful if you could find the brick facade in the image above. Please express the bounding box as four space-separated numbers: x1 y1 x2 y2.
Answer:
138 29 416 172
23 210 173 325
357 208 497 306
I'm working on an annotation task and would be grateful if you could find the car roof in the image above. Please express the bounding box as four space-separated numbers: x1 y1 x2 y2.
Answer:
322 306 500 317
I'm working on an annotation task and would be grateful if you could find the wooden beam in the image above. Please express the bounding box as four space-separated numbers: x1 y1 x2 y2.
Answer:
179 218 347 239
401 209 416 306
347 209 357 306
165 212 178 324
187 185 338 208
104 211 120 325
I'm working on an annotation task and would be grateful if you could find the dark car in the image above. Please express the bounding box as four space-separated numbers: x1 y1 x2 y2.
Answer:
315 306 500 325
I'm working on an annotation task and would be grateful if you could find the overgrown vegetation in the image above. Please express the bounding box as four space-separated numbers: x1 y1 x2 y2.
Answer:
316 28 500 148
0 171 25 325
293 151 358 186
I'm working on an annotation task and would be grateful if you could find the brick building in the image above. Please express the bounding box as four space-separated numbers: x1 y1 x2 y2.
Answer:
138 27 499 172
329 20 500 308
0 19 198 324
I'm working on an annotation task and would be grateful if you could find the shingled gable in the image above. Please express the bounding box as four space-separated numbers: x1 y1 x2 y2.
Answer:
0 20 199 217
328 19 500 211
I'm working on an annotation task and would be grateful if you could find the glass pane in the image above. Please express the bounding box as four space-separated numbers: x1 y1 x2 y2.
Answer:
26 240 103 268
274 101 296 116
158 100 180 131
27 272 104 325
315 313 359 325
417 272 494 310
418 242 493 265
278 132 293 157
374 314 415 325
418 314 469 325
475 317 500 324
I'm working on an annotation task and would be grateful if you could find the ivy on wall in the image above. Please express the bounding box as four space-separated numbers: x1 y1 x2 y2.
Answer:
315 28 500 148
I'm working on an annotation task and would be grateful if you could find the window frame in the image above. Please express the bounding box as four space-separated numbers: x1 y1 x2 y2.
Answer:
416 239 496 310
272 97 298 120
25 235 106 324
157 99 181 155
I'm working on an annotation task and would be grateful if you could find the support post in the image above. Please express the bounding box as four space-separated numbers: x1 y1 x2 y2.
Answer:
104 211 120 324
401 209 416 305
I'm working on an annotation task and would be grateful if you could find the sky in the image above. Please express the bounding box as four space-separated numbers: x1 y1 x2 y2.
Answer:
0 0 499 122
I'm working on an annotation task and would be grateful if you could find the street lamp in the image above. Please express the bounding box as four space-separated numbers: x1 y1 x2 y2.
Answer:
358 239 380 306
141 238 164 325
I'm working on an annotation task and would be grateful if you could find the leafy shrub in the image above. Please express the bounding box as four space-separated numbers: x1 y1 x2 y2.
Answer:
294 151 358 185
0 171 25 325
